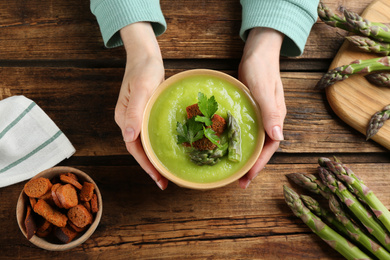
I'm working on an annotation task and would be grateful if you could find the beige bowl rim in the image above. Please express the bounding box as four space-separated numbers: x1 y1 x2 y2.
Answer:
141 69 265 190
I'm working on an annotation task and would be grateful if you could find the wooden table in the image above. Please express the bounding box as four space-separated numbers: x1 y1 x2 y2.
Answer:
1 0 389 259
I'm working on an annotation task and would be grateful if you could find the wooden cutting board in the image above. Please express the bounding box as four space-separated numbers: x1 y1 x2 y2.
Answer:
326 0 390 150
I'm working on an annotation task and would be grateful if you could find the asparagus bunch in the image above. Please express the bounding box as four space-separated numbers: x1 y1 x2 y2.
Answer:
189 142 228 166
366 104 390 140
283 185 371 260
288 173 390 258
318 167 390 251
365 72 390 87
328 195 390 260
316 56 390 89
319 157 390 234
285 157 390 259
302 193 390 260
227 112 241 162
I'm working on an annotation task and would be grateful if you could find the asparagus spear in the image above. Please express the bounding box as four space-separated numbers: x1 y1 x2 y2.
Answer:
365 72 390 87
283 185 371 260
366 104 390 140
316 56 390 89
344 9 390 43
318 166 390 251
318 1 390 40
318 157 363 186
328 195 390 260
320 157 390 234
346 35 390 56
318 1 351 31
189 142 228 166
300 194 349 237
286 173 332 199
227 112 241 162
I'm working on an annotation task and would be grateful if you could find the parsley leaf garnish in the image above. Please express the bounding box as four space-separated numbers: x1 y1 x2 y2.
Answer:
196 92 218 126
176 117 204 147
177 92 222 149
195 115 212 126
203 127 221 148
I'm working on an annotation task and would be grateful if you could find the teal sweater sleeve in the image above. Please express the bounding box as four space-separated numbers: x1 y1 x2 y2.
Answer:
90 0 166 48
240 0 319 57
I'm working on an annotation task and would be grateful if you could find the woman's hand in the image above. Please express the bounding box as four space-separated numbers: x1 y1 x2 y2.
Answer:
115 22 168 190
238 27 286 189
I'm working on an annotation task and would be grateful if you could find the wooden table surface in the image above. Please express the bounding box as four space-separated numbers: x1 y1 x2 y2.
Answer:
1 0 389 259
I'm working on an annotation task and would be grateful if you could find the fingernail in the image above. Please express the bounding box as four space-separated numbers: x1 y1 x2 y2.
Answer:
244 180 251 189
124 127 135 142
156 180 164 190
149 173 158 182
272 126 284 141
250 172 259 182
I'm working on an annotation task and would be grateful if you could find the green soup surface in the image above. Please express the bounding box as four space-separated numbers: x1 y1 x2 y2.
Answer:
148 75 260 183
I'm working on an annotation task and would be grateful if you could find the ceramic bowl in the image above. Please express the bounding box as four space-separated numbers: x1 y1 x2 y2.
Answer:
141 69 265 189
16 166 103 251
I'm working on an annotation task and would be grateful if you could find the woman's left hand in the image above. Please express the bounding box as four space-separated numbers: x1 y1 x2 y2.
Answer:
238 27 286 189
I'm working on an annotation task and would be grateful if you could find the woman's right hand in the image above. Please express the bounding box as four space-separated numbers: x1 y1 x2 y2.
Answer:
115 22 169 190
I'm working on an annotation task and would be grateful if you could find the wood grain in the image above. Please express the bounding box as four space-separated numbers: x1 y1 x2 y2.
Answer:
326 0 390 149
0 67 385 156
0 0 389 259
0 0 371 60
3 163 390 259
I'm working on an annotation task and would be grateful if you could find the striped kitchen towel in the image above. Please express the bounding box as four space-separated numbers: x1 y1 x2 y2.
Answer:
0 95 75 187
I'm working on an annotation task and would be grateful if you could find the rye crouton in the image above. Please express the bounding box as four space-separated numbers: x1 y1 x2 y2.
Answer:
186 103 202 119
62 172 78 181
37 220 52 233
90 193 99 214
67 205 93 228
35 220 53 238
54 226 78 244
83 201 91 213
25 205 37 240
51 183 63 208
29 197 37 209
68 220 87 232
210 114 226 135
56 184 78 209
36 221 53 238
38 190 53 203
24 177 52 198
60 174 83 190
33 199 68 227
79 182 95 202
191 137 217 151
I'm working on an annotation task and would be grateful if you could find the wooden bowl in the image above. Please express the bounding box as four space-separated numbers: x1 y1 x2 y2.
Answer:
16 166 103 251
141 69 265 189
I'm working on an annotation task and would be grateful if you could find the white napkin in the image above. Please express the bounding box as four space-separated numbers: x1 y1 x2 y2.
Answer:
0 95 76 187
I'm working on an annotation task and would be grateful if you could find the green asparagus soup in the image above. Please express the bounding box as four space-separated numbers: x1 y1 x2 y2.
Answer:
148 75 260 183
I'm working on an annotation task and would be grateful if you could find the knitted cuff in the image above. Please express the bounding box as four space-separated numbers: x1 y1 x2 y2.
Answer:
91 0 167 48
